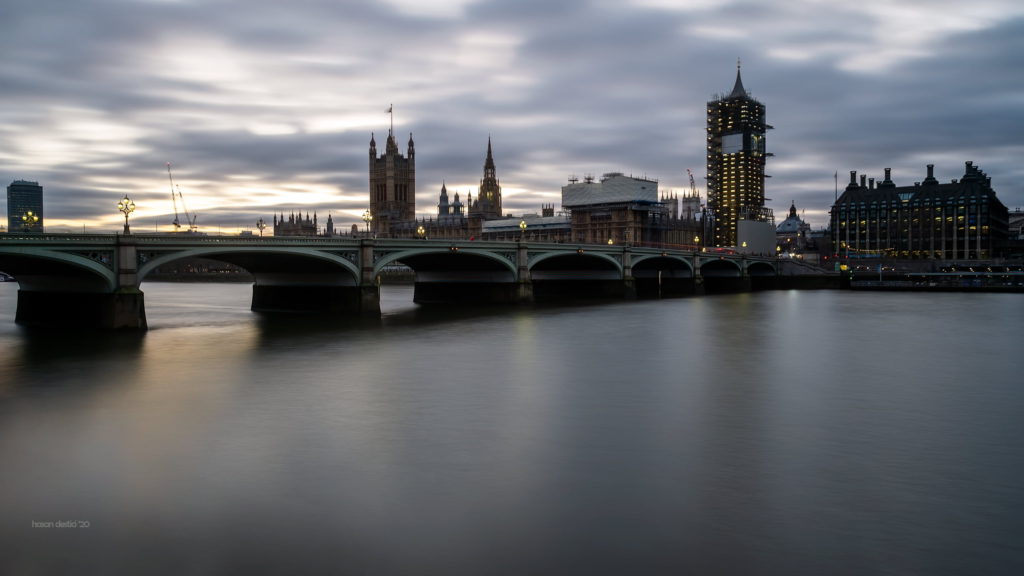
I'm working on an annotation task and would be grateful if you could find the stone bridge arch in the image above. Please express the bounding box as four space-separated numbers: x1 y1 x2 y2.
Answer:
527 249 623 275
746 261 777 276
137 246 362 285
0 247 117 292
372 247 517 279
374 246 518 304
528 249 625 300
630 253 695 297
746 260 778 291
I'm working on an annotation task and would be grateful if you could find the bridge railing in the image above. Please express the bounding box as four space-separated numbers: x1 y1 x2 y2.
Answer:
0 233 118 243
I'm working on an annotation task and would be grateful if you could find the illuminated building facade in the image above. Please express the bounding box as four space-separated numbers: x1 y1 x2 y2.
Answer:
7 180 44 233
706 62 772 247
830 162 1009 260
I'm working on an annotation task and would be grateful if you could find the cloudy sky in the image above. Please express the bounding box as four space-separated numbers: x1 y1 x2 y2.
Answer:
2 0 1023 234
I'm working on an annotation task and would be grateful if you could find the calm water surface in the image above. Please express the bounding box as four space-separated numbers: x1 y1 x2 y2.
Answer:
0 282 1021 575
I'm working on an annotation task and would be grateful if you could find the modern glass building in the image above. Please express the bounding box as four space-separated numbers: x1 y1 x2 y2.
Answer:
706 62 772 247
7 180 44 233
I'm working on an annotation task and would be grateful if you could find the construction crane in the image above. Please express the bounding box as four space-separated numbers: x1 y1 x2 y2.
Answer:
687 168 698 198
166 162 198 233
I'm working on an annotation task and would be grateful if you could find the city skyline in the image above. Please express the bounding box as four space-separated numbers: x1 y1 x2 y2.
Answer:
2 0 1022 234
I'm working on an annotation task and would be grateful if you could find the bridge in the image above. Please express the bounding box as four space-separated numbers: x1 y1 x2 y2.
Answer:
0 234 779 329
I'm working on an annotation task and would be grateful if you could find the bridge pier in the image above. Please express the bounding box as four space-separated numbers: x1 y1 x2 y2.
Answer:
251 284 379 315
692 276 706 295
516 242 533 303
622 248 636 299
15 288 147 330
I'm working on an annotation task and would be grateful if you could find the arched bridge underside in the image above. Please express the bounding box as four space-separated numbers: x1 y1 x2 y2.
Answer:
0 235 778 329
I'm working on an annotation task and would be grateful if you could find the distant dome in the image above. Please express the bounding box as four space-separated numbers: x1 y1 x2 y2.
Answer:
776 217 804 233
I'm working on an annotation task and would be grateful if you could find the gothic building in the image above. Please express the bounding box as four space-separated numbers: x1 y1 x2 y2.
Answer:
386 139 506 240
468 137 502 220
369 129 415 237
274 212 324 236
706 61 772 247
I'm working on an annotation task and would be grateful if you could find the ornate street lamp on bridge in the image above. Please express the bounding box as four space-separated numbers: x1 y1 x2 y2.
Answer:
519 219 527 240
21 211 40 233
117 195 135 235
362 210 373 236
257 218 267 237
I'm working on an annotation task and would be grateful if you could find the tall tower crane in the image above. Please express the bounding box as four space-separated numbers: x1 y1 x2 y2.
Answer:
166 162 198 233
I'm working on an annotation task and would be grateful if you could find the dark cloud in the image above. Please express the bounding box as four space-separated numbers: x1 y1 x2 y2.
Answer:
2 0 1022 233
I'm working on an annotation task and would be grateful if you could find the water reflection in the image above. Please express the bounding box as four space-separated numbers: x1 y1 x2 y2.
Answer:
0 283 1022 574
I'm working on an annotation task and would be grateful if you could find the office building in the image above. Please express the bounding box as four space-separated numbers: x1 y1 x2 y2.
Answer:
7 180 44 233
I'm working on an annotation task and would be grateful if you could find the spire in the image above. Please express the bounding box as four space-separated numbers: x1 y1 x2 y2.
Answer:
729 57 748 99
484 136 496 171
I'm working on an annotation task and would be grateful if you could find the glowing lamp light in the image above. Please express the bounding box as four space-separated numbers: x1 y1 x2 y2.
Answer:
117 195 135 235
362 210 373 235
21 210 40 232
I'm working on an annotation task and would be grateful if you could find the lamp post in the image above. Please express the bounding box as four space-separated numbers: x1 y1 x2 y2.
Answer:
257 217 266 237
21 211 40 233
694 235 700 250
362 210 373 236
607 238 614 245
519 219 527 241
417 224 426 239
117 195 135 235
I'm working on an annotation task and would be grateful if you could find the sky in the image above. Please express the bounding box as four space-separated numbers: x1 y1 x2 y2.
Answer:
2 0 1023 234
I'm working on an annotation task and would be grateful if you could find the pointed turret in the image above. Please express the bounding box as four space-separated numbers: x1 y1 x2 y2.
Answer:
473 136 502 219
729 58 748 99
438 181 450 216
452 191 463 216
485 136 495 170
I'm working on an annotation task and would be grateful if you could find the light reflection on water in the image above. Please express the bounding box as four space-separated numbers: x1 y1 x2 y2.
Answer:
0 282 1022 575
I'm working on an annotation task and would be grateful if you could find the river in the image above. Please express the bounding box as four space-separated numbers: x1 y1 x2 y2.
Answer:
0 282 1021 575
